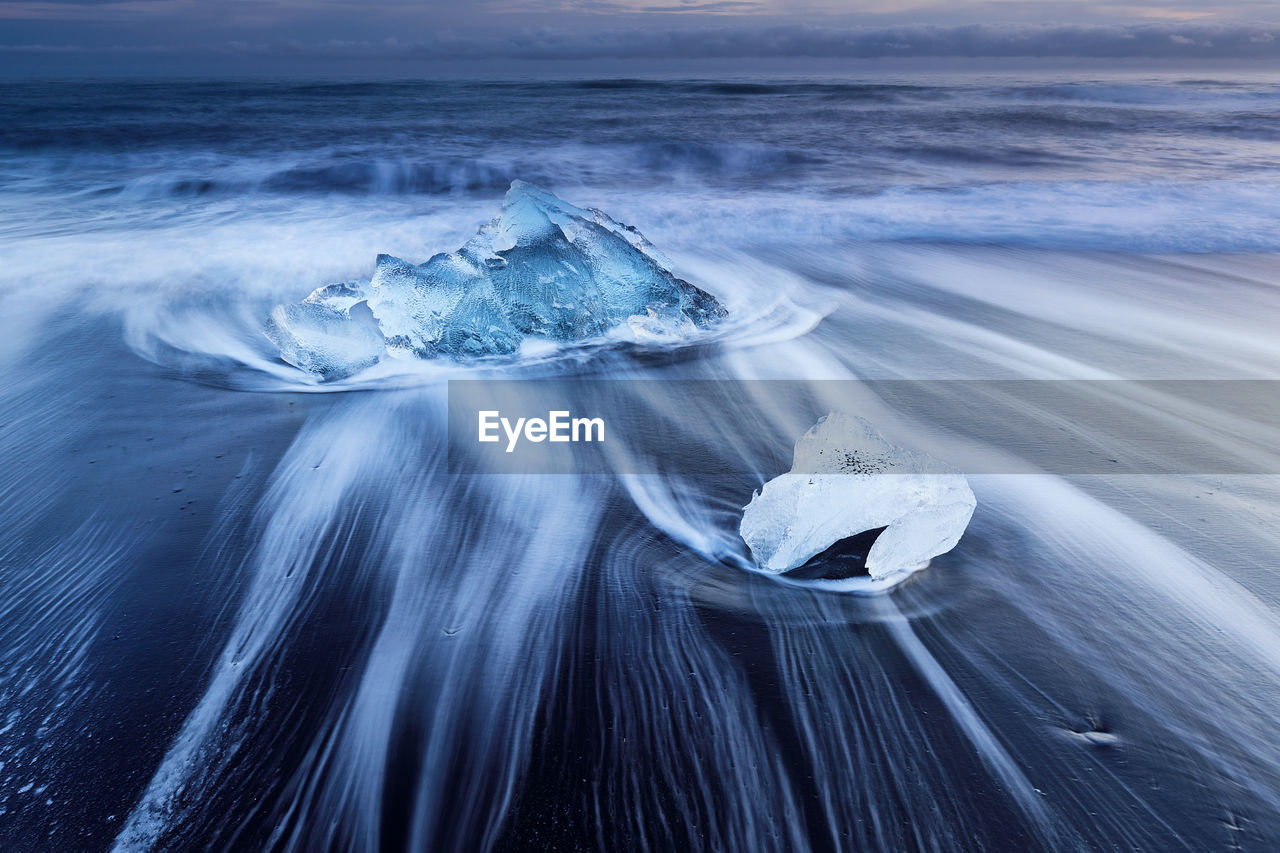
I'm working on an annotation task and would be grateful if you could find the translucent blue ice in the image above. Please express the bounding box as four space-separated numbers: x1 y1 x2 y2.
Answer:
264 287 384 382
265 181 725 378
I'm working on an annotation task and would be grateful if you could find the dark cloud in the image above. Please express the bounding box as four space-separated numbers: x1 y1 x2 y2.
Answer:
637 2 764 12
442 22 1280 59
0 0 160 4
6 21 1280 72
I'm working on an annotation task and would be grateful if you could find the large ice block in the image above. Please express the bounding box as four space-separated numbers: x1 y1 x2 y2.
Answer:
265 181 725 378
740 412 976 581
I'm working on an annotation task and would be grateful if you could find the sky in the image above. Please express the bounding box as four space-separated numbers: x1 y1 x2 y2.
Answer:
4 0 1280 75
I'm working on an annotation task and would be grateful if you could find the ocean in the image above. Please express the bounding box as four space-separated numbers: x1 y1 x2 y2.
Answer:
3 74 1280 851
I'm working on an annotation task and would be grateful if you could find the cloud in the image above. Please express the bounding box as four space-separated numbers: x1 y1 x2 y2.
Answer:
345 21 1280 59
0 0 165 4
8 20 1280 63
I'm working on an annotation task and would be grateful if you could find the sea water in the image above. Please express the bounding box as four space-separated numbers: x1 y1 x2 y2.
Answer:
3 74 1280 851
